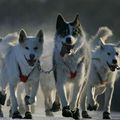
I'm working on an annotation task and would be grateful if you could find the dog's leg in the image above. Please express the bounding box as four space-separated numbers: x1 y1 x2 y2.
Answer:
56 69 73 118
0 105 3 117
80 83 91 119
51 91 61 112
24 82 32 119
44 91 54 116
103 84 114 119
9 83 22 119
86 85 98 111
94 87 106 110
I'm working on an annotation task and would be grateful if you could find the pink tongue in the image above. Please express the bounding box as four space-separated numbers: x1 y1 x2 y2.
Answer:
70 71 77 79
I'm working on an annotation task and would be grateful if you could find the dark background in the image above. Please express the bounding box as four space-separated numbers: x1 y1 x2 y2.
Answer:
0 0 120 111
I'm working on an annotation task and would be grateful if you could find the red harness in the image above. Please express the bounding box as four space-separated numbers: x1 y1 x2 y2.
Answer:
18 64 31 83
70 71 77 79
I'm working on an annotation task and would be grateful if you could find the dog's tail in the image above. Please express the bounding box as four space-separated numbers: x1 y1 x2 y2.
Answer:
94 26 113 42
91 26 113 48
2 32 18 45
0 33 19 60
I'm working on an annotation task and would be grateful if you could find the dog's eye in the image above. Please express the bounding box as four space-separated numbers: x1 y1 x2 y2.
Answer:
107 52 111 56
25 46 29 50
34 47 38 50
116 52 119 56
72 28 80 37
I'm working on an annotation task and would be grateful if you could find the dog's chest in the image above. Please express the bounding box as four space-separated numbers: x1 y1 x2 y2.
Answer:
62 53 85 79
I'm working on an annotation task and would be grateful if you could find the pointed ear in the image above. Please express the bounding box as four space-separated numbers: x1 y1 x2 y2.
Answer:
19 29 27 43
37 30 44 43
99 37 105 49
56 14 66 30
73 14 80 27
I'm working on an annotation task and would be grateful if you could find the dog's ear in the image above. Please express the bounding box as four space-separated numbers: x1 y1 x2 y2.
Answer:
99 37 105 49
19 29 27 43
37 30 44 43
56 14 65 30
73 14 80 27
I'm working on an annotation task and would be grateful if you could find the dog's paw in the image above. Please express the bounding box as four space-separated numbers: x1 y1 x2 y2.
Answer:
12 111 22 119
72 108 80 120
62 106 73 117
24 111 32 119
45 109 54 116
87 103 99 111
0 92 6 105
50 101 61 112
82 111 92 119
103 111 111 119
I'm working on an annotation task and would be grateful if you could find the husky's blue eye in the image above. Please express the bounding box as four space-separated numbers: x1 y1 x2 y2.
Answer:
25 46 29 50
34 47 38 50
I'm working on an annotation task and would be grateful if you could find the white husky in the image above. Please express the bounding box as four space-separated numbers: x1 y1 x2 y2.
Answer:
52 14 91 119
81 27 120 119
0 29 44 119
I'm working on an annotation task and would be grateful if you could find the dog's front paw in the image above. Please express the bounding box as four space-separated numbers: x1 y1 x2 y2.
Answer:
62 106 73 117
45 109 54 116
51 101 61 112
12 111 22 119
24 111 32 119
87 103 99 111
82 110 92 118
72 108 80 120
0 92 6 105
103 111 111 119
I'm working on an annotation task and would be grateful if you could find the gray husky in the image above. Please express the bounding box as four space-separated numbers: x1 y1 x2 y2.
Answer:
52 14 91 119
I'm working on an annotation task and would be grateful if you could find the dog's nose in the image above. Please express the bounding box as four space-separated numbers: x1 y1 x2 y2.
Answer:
112 59 117 64
30 54 35 60
66 37 72 44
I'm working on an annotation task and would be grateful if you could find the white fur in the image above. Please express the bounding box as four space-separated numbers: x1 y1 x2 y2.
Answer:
81 27 120 117
0 30 43 117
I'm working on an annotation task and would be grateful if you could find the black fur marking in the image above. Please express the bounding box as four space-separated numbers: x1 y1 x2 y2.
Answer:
53 57 57 82
57 23 70 37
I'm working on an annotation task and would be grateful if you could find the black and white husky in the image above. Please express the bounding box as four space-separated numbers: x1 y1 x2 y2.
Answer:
0 30 44 119
52 14 91 119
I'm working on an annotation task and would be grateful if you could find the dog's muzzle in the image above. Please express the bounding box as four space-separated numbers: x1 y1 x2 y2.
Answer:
107 62 118 71
24 55 36 66
60 42 74 57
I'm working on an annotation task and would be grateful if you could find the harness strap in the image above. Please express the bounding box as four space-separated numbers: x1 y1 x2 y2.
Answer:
18 61 39 83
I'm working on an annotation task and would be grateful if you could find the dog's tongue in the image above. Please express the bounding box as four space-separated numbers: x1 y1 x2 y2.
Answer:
60 45 72 57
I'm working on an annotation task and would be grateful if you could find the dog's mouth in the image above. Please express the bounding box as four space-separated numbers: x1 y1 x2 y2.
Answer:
107 62 118 71
60 42 75 57
24 56 36 66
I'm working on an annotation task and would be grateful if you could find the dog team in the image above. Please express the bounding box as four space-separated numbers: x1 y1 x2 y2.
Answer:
0 14 120 119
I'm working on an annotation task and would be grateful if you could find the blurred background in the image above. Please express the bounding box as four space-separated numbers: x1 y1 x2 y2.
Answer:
0 0 120 111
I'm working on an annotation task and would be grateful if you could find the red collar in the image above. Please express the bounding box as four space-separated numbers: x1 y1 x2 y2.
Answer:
70 71 77 79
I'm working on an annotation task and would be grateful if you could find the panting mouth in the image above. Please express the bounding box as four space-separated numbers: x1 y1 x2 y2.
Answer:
60 42 75 57
24 55 36 66
107 62 118 71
